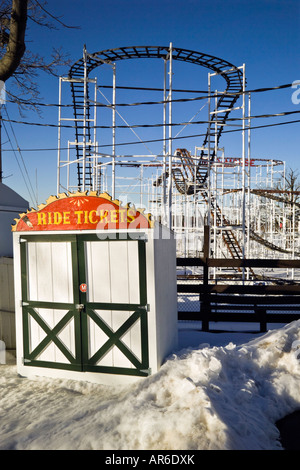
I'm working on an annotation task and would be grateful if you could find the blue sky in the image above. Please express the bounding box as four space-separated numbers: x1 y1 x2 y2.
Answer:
2 0 299 206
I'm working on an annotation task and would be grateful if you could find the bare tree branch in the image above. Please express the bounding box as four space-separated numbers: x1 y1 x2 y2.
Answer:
0 0 78 112
0 0 28 82
32 0 79 29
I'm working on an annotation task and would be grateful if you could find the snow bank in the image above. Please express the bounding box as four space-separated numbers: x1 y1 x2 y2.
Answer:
0 321 300 450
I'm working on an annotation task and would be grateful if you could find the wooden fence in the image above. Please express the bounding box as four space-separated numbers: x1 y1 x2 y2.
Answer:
177 226 300 332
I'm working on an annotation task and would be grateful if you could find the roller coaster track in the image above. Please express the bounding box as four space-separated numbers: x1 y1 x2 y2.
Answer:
68 45 244 190
172 148 249 266
171 149 300 260
224 188 300 204
249 229 300 257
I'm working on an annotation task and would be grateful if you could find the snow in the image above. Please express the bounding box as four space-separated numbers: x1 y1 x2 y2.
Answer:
0 321 300 450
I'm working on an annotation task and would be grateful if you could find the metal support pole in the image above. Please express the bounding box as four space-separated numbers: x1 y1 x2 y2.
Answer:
207 73 212 228
57 77 62 194
0 106 2 184
82 45 88 192
67 141 70 191
112 63 116 199
167 42 173 229
221 148 225 252
213 91 218 275
140 164 143 206
93 77 98 191
241 64 246 281
292 197 295 278
163 59 167 224
247 92 251 277
202 225 210 332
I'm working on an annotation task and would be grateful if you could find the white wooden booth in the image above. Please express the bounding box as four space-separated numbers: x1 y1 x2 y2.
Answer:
12 192 178 385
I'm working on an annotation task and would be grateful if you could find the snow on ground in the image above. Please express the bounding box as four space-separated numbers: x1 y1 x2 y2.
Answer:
0 321 300 450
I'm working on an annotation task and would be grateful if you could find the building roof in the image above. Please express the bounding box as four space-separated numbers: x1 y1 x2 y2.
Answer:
0 182 29 212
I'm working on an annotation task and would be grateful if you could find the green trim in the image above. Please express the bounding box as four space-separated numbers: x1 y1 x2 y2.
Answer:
22 305 30 363
24 360 83 372
87 302 144 311
82 365 150 377
138 240 147 306
20 234 77 243
77 236 88 367
83 308 148 370
71 236 83 366
22 306 83 368
23 300 74 309
20 241 28 302
23 359 148 375
25 307 76 364
140 307 149 369
79 233 146 242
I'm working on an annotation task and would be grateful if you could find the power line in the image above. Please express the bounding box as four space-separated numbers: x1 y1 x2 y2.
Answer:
1 117 299 153
94 82 295 109
4 82 295 109
82 118 300 149
98 84 208 93
1 109 300 130
2 111 36 205
3 114 36 204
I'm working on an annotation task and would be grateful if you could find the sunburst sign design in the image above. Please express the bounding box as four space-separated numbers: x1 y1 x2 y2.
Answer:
12 191 153 232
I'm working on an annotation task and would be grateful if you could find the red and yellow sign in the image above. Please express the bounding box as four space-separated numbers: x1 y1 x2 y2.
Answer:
12 191 153 232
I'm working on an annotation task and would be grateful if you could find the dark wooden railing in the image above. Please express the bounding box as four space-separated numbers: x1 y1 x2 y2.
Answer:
177 226 300 332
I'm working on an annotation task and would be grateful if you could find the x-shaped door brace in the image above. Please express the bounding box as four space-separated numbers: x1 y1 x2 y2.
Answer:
24 307 77 364
24 306 149 372
86 308 149 370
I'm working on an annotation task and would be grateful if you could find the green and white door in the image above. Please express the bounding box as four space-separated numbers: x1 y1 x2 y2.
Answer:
20 233 150 377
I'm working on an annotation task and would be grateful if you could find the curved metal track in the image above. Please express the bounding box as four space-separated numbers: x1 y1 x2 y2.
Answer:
170 148 300 261
68 46 244 190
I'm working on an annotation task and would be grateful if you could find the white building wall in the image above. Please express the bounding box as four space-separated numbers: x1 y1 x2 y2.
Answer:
0 257 15 349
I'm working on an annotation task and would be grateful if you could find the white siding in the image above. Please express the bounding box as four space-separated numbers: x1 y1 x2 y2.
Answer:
27 242 73 304
85 240 140 304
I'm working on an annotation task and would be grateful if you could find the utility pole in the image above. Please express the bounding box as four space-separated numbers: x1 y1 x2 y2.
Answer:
0 106 2 183
0 80 5 184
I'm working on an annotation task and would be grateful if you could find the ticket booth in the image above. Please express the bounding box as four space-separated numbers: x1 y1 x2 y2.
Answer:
12 192 178 385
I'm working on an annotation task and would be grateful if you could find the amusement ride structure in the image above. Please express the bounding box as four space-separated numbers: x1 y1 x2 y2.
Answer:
56 45 300 276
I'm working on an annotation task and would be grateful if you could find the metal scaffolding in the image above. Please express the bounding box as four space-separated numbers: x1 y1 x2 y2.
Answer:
56 45 300 274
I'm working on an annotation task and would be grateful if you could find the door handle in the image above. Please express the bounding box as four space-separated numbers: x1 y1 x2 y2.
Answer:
76 304 85 312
